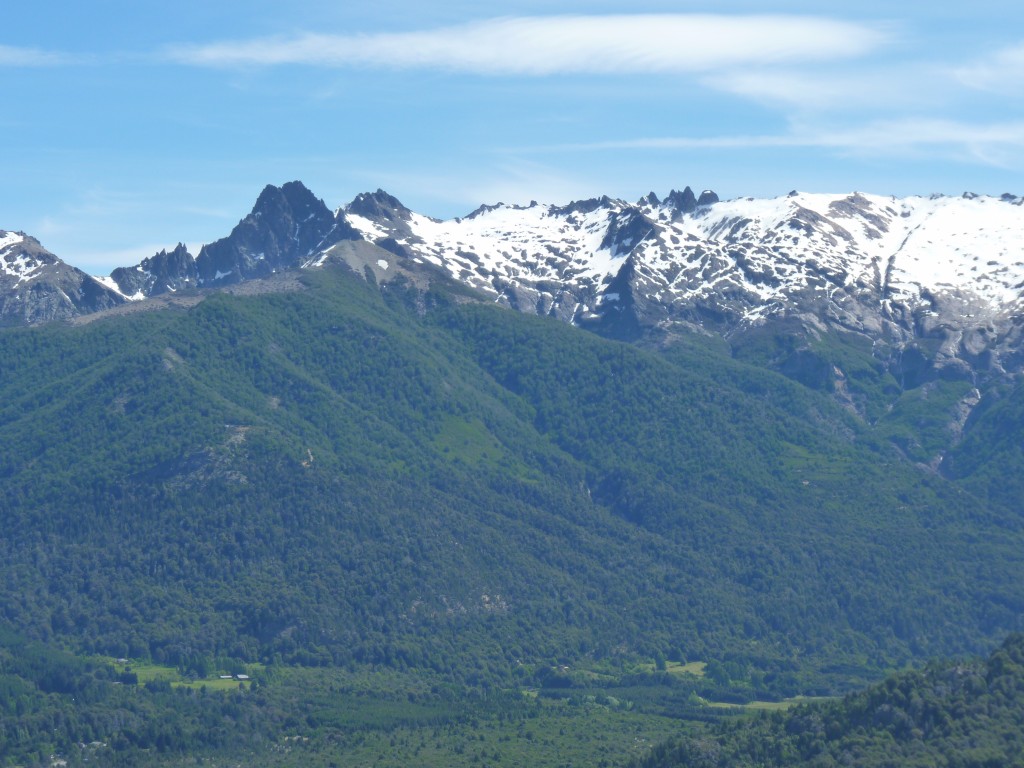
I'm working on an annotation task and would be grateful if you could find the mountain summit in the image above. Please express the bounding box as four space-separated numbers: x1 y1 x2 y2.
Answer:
193 181 361 285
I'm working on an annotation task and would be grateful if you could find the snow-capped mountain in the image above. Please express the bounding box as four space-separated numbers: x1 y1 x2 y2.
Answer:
341 187 1023 329
335 187 1024 385
0 230 124 324
344 187 1024 385
7 181 1024 400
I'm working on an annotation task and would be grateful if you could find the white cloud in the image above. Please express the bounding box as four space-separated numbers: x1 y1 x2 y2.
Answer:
167 14 888 75
955 42 1024 94
0 44 70 66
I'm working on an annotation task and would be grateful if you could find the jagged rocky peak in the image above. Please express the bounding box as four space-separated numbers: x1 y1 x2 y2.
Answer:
110 243 197 298
137 243 195 276
640 187 716 218
196 181 351 285
162 242 193 263
346 189 413 222
254 180 333 223
665 187 698 212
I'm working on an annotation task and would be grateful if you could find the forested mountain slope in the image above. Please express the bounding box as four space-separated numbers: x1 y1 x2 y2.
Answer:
0 264 1020 691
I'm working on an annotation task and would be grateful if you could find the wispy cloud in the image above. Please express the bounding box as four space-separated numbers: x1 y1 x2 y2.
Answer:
0 43 72 66
703 66 947 114
954 41 1024 94
534 119 1024 167
166 14 889 75
818 119 1024 159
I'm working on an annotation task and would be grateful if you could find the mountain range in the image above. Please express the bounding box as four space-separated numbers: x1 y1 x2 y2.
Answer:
5 181 1024 763
6 181 1024 655
4 180 1024 460
8 183 1024 368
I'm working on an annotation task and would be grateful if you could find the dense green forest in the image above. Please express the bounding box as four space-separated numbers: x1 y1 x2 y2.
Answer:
637 632 1024 768
0 622 708 766
2 264 1023 764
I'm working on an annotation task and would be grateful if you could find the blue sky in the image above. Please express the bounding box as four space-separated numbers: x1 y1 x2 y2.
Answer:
3 1 1024 272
